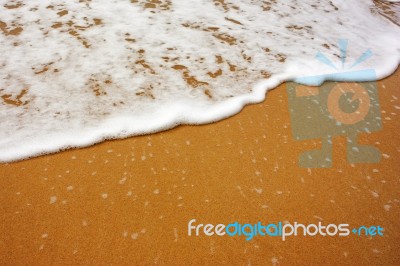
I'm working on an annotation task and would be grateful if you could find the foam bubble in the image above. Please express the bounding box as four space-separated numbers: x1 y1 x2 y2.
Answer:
0 0 399 161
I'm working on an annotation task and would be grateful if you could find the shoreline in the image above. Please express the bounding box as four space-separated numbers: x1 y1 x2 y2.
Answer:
2 64 400 163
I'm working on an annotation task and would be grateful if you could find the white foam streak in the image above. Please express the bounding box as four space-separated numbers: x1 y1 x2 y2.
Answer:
0 0 399 161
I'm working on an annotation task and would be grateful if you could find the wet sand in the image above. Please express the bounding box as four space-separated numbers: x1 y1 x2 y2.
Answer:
1 68 399 265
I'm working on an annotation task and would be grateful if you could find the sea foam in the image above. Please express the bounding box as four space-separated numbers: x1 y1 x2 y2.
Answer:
0 0 399 162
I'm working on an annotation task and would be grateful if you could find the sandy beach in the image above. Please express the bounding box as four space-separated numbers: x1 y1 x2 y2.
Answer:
1 1 400 264
1 66 399 265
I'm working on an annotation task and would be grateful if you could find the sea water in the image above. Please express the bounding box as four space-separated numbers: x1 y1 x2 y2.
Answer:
0 0 399 162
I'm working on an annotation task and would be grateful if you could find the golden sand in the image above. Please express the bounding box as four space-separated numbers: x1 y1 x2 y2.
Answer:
1 68 399 265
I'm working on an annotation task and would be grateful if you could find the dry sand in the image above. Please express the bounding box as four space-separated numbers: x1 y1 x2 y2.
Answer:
0 68 399 265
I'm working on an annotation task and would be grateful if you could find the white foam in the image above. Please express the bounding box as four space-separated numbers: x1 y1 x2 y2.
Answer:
0 0 399 162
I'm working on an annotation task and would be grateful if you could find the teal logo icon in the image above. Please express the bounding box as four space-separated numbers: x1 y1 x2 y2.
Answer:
287 40 382 168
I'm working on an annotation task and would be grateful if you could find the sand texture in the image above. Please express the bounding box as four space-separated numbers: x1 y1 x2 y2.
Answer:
1 67 399 265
